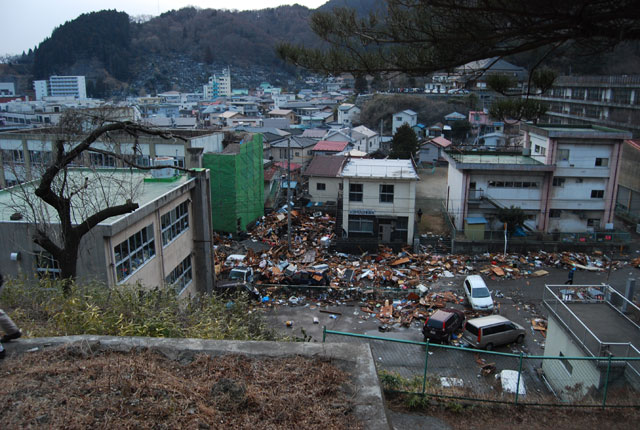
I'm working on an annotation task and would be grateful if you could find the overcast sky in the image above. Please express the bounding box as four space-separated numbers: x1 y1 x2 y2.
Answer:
1 0 327 56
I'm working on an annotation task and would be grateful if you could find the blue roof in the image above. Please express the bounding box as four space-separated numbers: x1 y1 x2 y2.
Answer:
281 181 298 188
465 217 488 224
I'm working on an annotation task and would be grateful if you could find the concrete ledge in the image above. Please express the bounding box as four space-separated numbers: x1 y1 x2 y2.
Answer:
4 336 391 430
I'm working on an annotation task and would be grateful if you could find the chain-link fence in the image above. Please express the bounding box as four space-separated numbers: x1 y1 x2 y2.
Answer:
323 329 640 407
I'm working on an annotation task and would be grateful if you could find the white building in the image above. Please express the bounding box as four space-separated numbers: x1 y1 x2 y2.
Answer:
444 124 631 234
303 155 347 203
340 158 419 245
337 103 361 127
352 125 381 153
392 109 418 135
0 83 16 96
49 76 87 99
203 67 231 99
33 80 49 100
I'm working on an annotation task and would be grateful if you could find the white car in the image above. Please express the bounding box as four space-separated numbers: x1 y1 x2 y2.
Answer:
463 275 494 311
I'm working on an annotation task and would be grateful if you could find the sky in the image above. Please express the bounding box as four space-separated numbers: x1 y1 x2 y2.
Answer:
1 0 327 56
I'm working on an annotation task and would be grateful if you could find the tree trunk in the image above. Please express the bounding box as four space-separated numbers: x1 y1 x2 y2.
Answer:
57 246 79 295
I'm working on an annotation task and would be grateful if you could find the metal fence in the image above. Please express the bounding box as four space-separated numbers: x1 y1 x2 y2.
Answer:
323 328 640 407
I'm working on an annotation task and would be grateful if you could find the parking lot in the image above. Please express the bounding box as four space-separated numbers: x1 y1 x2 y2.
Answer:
264 265 639 400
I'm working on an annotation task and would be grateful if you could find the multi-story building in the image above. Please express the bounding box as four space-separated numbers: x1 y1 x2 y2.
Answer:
0 169 215 296
337 103 360 127
530 75 640 137
33 76 87 100
203 67 232 99
444 124 631 234
340 158 419 245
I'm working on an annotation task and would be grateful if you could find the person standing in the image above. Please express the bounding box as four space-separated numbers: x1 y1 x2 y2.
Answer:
564 267 576 285
417 208 423 223
0 273 22 359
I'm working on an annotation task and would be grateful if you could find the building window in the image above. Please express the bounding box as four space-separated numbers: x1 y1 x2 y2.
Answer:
295 151 300 156
559 352 573 375
552 177 565 187
591 190 604 198
161 201 189 246
89 152 116 168
316 182 326 191
36 251 61 279
556 149 570 162
488 181 539 188
166 255 192 294
549 209 561 218
29 150 51 166
114 224 156 282
396 116 402 121
348 217 374 233
379 184 394 203
2 149 24 164
349 183 363 202
587 218 601 227
279 148 288 159
595 157 609 167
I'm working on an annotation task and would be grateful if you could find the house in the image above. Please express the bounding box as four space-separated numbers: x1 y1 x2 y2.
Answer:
301 128 328 140
444 124 631 234
444 112 467 123
0 169 214 296
339 158 419 245
220 111 243 127
419 136 451 165
303 156 347 204
615 139 640 223
269 136 318 167
541 283 640 401
299 111 334 127
469 110 491 129
312 140 351 156
337 103 361 126
352 125 381 153
392 110 418 134
268 109 296 125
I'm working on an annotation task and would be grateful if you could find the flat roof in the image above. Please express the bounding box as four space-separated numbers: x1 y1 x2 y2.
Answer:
448 153 542 165
522 123 632 140
567 302 640 347
340 159 419 180
0 169 192 225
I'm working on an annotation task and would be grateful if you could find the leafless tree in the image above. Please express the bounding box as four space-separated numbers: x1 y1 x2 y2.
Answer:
5 109 188 288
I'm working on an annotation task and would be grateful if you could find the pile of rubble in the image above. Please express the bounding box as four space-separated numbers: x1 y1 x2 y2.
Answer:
214 211 627 296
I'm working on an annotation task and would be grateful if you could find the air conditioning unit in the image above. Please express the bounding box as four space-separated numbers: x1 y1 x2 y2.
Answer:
575 178 583 183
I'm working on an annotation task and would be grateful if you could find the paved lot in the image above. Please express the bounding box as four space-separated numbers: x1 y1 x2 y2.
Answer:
263 265 640 401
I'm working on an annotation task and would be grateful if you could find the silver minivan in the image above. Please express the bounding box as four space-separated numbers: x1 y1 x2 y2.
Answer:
462 315 525 350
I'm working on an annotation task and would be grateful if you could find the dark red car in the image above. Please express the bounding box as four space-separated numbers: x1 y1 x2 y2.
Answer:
422 308 465 344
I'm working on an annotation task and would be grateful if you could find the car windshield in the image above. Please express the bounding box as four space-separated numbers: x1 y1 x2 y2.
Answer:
427 317 445 329
229 270 246 280
472 287 491 298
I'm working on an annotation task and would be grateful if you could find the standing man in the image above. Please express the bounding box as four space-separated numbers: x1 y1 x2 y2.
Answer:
564 267 576 285
417 208 423 223
0 274 22 359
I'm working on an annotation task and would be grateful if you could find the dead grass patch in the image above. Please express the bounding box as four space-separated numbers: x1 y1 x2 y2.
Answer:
1 345 363 429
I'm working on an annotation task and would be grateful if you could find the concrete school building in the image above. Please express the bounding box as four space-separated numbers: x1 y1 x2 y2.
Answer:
0 169 215 296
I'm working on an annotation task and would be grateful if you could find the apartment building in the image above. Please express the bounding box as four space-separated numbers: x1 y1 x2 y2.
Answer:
33 76 87 100
444 124 631 233
530 75 640 137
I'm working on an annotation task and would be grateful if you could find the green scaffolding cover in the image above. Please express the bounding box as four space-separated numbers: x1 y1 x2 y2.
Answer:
203 134 264 233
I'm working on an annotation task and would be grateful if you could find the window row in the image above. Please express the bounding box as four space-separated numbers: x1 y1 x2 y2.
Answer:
166 255 193 294
487 181 539 189
348 183 395 203
161 201 190 246
114 224 156 282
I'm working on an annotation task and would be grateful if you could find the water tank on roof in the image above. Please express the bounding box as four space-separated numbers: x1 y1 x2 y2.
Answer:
152 157 176 178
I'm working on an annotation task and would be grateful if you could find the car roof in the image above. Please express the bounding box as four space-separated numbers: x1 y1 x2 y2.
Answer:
466 275 488 288
430 308 462 320
466 315 510 326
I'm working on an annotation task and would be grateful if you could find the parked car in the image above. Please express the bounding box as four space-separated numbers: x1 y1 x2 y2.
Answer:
217 266 260 300
463 275 494 311
461 315 525 350
422 308 465 344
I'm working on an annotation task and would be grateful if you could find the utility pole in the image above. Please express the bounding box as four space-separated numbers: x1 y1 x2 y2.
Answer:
287 137 292 251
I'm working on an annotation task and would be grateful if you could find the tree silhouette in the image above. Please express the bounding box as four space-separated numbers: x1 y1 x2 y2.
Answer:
390 124 419 160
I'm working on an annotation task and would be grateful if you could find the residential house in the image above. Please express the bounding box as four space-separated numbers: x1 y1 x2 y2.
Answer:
444 124 631 234
268 109 296 125
269 136 317 167
541 284 640 401
299 111 334 127
303 155 347 204
392 110 418 135
419 136 451 165
352 125 381 153
0 169 214 296
301 128 328 140
340 158 419 245
337 103 361 126
312 140 351 156
444 112 467 123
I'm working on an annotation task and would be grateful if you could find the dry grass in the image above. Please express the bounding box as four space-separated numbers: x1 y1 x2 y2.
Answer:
1 346 363 429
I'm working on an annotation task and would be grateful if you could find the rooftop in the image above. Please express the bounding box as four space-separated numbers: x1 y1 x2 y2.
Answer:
304 156 347 177
313 140 349 152
0 169 191 225
340 159 419 180
522 123 632 140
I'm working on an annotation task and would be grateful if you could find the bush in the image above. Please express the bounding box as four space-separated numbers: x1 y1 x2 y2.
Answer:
0 278 278 341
